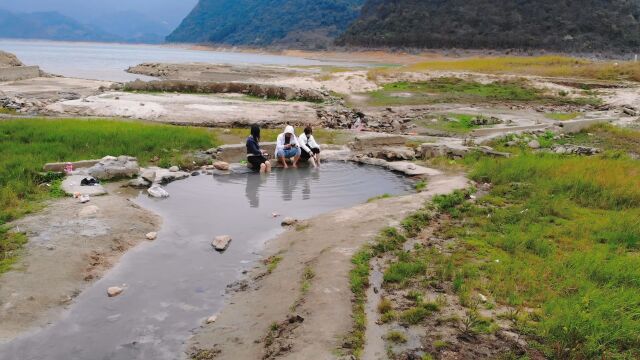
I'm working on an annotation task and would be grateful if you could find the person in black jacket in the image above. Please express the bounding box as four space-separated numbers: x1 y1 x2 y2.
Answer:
246 124 271 173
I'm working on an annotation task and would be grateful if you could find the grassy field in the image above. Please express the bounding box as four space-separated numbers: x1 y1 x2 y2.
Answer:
349 125 640 358
383 56 640 82
366 77 600 107
0 118 219 272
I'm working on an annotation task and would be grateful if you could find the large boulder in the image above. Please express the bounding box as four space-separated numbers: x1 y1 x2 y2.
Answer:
88 156 140 180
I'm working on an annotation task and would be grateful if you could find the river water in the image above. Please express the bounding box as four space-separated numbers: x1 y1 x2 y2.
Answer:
0 39 352 82
0 163 412 360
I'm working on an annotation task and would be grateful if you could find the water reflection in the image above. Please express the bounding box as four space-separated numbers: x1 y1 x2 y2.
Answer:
243 168 321 207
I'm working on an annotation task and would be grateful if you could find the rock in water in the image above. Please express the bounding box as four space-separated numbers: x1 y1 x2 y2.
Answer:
211 235 232 251
528 140 541 149
281 217 298 226
148 185 169 198
78 205 100 218
107 286 124 297
206 315 218 324
146 232 158 241
213 161 230 171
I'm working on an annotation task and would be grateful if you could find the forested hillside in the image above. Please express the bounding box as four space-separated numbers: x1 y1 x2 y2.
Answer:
166 0 364 48
338 0 640 52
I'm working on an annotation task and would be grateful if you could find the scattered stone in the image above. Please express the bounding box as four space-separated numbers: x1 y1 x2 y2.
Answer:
78 195 91 203
478 293 488 302
87 155 140 180
107 286 124 297
147 185 169 198
169 166 179 172
528 140 541 149
145 232 158 241
128 177 151 188
206 315 218 324
140 169 157 183
551 144 600 156
623 106 639 117
153 167 190 184
78 205 100 218
213 161 230 171
281 217 298 226
46 244 56 251
272 212 280 218
212 235 232 251
191 171 200 176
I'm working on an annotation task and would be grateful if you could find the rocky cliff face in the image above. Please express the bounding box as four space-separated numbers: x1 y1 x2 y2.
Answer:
166 0 364 48
338 0 640 52
0 51 24 68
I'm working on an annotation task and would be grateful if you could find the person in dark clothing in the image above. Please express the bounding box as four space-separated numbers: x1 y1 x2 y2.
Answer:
246 124 272 173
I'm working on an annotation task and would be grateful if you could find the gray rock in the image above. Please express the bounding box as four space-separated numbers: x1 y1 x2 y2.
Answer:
212 235 232 251
169 166 179 172
213 161 230 171
107 286 124 297
147 185 169 198
128 177 151 188
528 140 541 149
153 168 190 184
87 155 140 180
141 169 156 183
145 232 157 240
61 175 107 196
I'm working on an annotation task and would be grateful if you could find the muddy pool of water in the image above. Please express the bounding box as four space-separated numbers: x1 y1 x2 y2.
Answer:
0 162 413 360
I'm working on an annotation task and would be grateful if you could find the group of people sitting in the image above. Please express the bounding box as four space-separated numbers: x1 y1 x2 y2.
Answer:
246 124 321 173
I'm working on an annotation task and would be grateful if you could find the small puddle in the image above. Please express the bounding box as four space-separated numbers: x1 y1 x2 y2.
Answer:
0 162 413 360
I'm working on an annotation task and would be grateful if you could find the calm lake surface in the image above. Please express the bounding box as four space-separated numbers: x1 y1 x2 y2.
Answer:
0 39 352 82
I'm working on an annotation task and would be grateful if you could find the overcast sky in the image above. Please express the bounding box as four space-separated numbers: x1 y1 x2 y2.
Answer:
0 0 199 26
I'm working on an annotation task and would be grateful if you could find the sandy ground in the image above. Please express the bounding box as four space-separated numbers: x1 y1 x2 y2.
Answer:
188 173 469 360
45 91 320 126
0 77 112 100
0 183 160 342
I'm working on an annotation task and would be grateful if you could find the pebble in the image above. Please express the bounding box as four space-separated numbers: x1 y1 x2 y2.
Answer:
213 161 230 171
145 232 158 241
206 315 218 324
148 185 169 198
527 140 541 149
169 166 179 172
212 235 232 251
107 286 124 297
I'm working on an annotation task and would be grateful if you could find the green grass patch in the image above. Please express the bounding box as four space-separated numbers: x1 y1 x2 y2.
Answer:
367 193 392 203
366 78 600 107
545 112 580 121
0 107 17 115
265 255 283 274
0 118 219 273
385 330 407 344
398 302 439 325
401 56 640 82
384 261 426 284
440 152 640 358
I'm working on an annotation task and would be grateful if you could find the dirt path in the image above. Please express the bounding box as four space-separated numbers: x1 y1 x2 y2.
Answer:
0 184 159 342
188 173 468 360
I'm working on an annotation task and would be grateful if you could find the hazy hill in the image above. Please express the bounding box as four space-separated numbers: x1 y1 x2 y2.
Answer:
338 0 640 52
0 10 115 42
166 0 365 48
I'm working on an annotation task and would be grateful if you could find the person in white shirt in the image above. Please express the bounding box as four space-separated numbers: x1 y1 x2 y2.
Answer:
299 126 321 168
275 125 301 168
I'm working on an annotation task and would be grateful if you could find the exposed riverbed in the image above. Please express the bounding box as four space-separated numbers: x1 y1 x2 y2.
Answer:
0 163 413 360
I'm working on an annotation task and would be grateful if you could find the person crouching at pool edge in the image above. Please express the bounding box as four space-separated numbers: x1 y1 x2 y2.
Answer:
275 125 301 169
246 124 272 173
299 126 321 168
